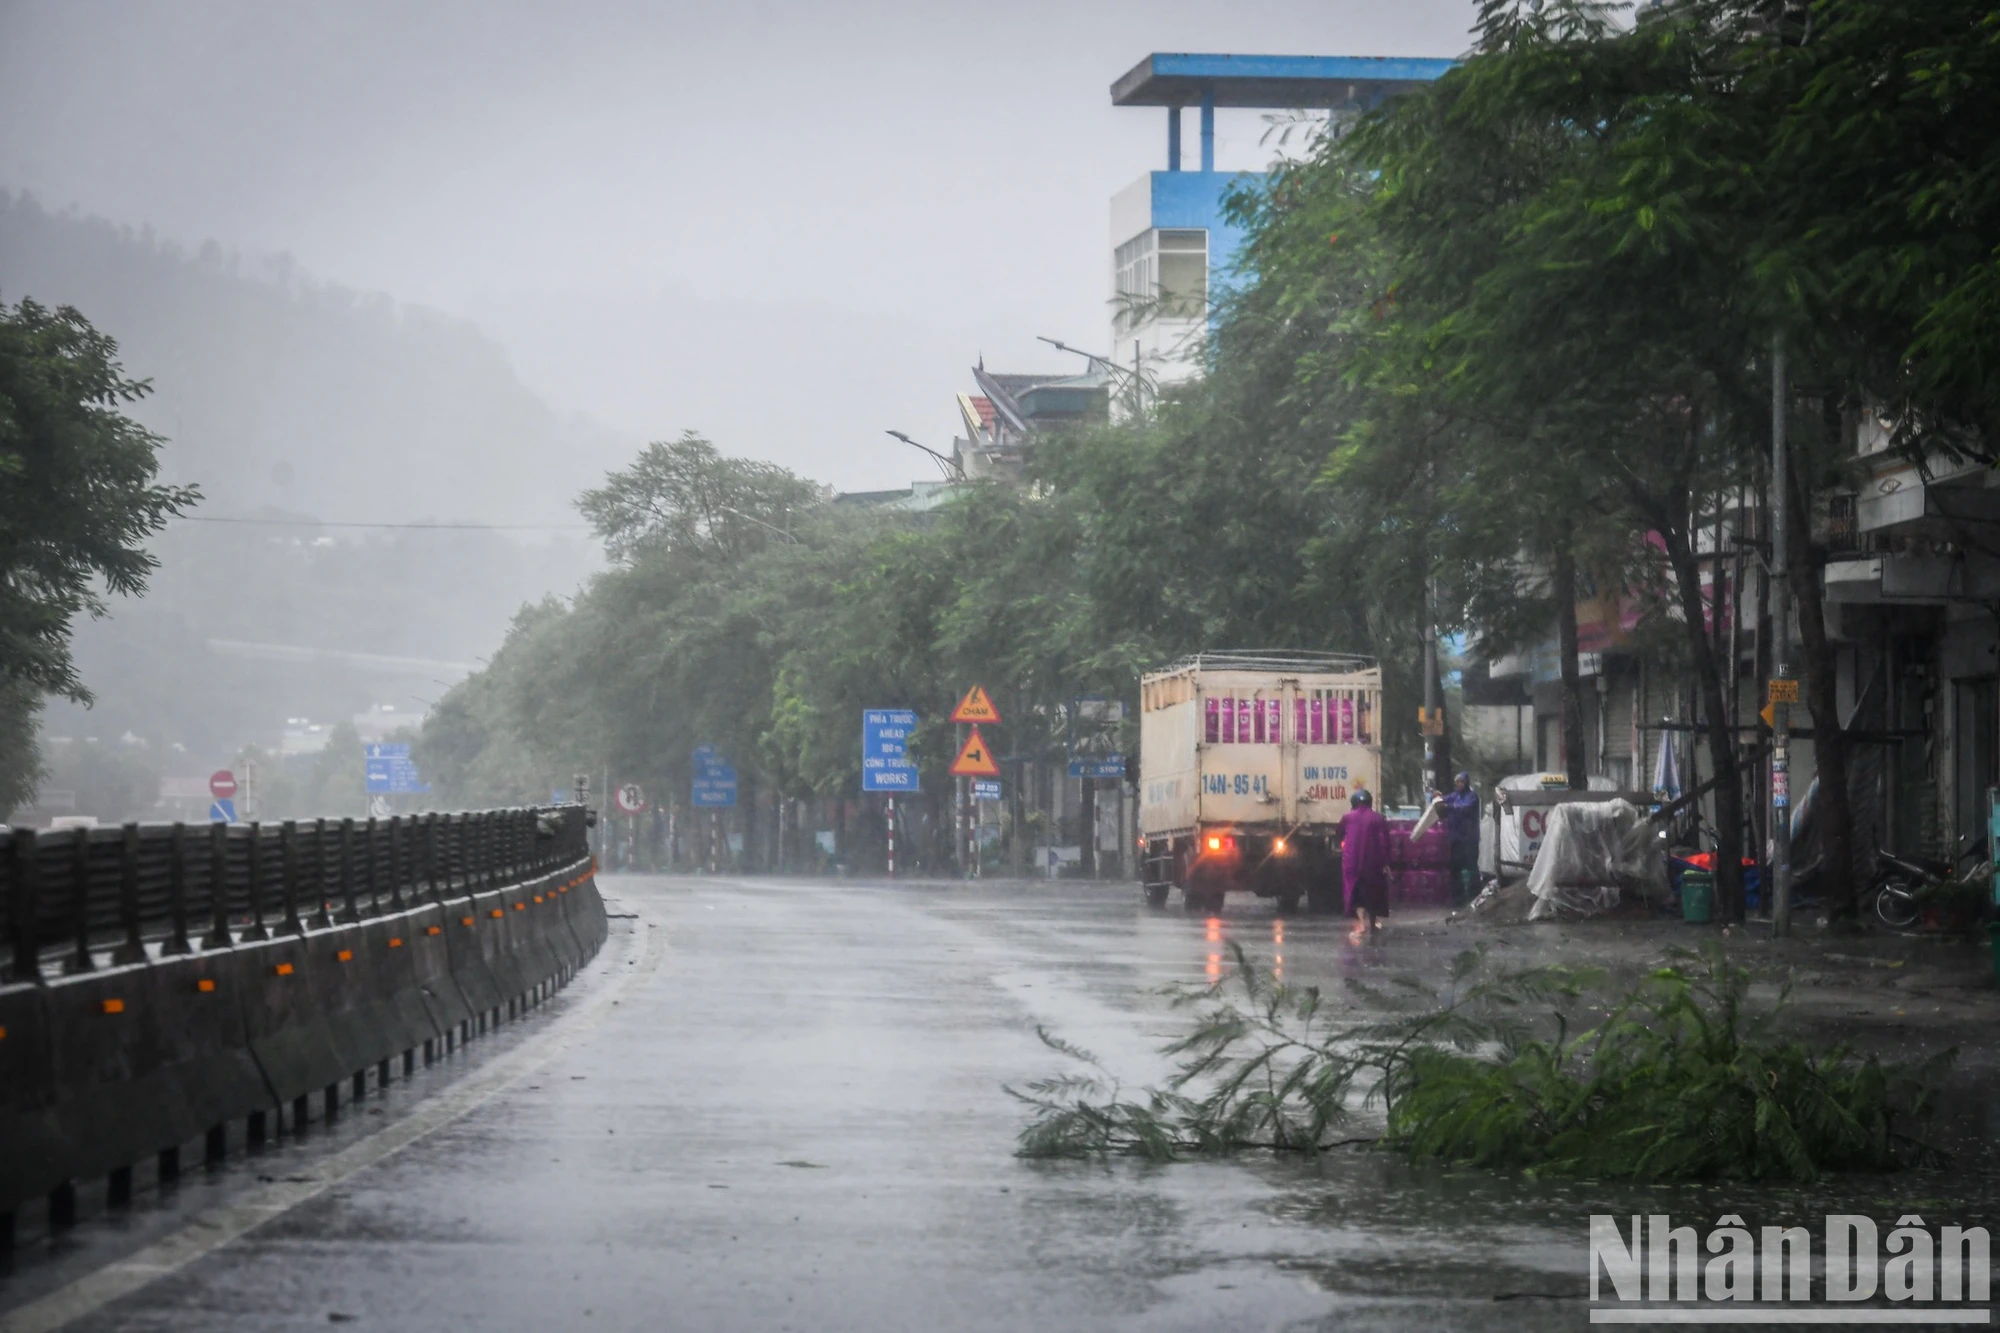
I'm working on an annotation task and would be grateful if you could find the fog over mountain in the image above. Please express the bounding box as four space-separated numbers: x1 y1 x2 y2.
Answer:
2 193 603 778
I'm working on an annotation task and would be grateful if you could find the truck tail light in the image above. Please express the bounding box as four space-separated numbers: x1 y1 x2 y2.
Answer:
1207 836 1221 851
1274 838 1287 854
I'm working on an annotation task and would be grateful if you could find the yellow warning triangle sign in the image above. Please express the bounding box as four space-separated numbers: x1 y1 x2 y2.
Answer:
1759 701 1776 729
950 684 1002 724
948 725 1002 777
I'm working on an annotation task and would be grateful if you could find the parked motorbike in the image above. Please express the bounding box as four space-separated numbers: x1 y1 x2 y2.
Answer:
1868 833 1989 930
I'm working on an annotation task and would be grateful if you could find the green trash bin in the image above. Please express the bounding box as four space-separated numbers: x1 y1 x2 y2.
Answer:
1680 870 1714 924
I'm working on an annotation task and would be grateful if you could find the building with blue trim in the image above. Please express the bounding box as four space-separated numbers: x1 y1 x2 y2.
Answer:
1108 53 1455 386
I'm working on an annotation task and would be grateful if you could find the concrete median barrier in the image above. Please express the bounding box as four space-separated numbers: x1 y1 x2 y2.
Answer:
0 831 604 1229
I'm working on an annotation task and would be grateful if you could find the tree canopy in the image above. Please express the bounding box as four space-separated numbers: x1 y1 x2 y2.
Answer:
0 296 196 809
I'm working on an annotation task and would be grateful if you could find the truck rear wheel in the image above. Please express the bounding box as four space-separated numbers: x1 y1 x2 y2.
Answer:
1276 891 1301 916
1144 884 1169 908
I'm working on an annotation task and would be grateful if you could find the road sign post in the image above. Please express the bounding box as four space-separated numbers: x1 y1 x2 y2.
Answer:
691 747 738 807
950 690 1000 882
948 727 1000 778
950 686 1001 726
691 748 736 873
861 710 920 793
949 722 1000 880
862 710 918 877
364 744 431 800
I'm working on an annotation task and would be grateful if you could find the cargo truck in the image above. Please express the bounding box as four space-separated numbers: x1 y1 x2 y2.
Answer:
1138 651 1383 914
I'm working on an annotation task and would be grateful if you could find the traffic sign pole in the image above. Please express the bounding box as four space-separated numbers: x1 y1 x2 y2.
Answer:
949 688 1003 881
886 795 896 878
1771 334 1792 937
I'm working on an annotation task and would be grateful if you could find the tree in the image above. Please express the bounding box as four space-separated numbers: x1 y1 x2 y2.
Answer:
0 297 198 702
0 297 196 812
577 430 820 564
1309 0 1813 920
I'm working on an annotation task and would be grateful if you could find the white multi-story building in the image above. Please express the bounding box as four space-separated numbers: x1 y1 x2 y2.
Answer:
1107 53 1454 393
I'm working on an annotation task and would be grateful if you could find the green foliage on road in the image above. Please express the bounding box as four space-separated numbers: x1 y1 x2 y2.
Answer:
1013 942 1944 1182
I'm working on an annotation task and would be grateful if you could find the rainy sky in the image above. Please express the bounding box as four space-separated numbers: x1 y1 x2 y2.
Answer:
0 0 1475 494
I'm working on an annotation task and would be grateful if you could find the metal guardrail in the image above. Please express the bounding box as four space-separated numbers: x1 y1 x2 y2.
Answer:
2 806 591 984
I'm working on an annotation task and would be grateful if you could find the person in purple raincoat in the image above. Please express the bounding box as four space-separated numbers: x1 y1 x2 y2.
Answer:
1341 788 1391 942
1440 771 1481 906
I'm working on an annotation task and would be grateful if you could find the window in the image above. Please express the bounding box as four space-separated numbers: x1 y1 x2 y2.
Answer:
1114 231 1155 335
1113 228 1208 332
1157 229 1207 319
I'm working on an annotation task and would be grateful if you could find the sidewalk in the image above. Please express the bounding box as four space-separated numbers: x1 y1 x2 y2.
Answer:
1420 908 1996 1076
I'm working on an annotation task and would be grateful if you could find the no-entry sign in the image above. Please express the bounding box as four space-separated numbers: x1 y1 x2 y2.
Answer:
209 769 238 800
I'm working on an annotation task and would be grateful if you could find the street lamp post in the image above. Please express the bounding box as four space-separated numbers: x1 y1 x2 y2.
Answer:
1771 334 1793 937
885 430 966 481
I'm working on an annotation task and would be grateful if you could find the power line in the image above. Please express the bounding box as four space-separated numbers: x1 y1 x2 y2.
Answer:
170 515 593 531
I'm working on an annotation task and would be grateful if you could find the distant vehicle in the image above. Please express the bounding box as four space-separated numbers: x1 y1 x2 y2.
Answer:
1138 651 1383 914
48 815 100 831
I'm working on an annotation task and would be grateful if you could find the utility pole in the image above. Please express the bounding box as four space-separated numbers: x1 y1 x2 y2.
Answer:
1422 582 1441 797
1770 333 1794 936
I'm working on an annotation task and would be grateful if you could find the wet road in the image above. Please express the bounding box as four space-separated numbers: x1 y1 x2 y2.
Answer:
3 875 1994 1332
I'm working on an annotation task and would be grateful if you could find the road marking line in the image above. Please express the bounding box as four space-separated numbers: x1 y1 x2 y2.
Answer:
0 905 662 1333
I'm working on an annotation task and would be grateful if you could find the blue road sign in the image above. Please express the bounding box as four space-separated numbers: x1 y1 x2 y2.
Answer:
209 798 236 823
692 744 738 808
861 709 920 793
1068 755 1126 779
971 778 1002 801
364 742 431 795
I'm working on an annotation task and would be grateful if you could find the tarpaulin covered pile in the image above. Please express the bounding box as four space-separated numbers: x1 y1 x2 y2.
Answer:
1525 798 1668 920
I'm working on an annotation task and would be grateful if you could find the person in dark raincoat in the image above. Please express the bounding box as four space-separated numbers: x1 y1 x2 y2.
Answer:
1441 771 1481 905
1341 788 1391 942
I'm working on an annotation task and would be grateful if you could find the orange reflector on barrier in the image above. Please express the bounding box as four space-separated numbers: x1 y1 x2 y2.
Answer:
196 979 216 993
463 916 476 926
0 1025 8 1040
533 896 543 904
101 999 125 1014
388 938 404 948
428 925 442 935
274 962 294 976
490 909 504 919
336 949 353 963
513 903 525 912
